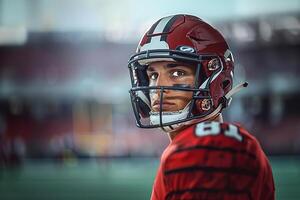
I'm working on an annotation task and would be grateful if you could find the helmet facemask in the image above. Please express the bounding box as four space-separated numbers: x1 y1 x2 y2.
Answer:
128 49 225 132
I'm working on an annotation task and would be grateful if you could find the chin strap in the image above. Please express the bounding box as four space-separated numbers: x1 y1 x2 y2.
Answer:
149 102 191 126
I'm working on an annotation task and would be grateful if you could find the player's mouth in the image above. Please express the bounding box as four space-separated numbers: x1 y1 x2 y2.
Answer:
152 100 176 112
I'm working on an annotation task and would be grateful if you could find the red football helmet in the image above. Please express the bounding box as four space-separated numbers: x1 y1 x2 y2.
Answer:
128 14 246 131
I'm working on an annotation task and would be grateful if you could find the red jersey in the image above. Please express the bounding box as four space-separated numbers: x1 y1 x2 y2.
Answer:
151 121 275 200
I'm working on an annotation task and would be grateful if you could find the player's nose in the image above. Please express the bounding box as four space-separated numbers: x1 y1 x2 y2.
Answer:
155 74 173 87
152 77 171 96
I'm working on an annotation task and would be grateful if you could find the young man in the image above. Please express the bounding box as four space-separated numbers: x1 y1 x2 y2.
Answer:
128 14 275 200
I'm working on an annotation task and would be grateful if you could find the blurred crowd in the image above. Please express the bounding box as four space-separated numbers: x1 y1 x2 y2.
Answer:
0 12 300 167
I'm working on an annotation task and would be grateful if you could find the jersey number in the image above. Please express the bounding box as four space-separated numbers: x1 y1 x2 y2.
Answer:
195 122 243 142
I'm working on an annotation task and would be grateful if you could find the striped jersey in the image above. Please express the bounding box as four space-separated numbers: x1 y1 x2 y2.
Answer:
150 121 275 200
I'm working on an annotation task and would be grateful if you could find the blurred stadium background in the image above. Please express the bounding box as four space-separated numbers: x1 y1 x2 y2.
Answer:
0 0 300 199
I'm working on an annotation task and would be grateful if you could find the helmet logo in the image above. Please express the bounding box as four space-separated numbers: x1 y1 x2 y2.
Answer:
201 99 212 111
208 58 221 71
177 46 195 53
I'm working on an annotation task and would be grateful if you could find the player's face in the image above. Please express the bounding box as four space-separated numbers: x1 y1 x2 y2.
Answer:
147 61 196 112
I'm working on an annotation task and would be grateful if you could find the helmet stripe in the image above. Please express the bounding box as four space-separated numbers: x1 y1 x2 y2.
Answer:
152 15 174 35
147 20 161 35
146 19 162 43
161 15 180 41
146 15 180 44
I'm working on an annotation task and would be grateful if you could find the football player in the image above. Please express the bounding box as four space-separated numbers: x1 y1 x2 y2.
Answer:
128 14 275 200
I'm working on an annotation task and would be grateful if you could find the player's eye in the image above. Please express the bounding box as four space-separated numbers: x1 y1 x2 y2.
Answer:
171 70 185 78
148 72 158 80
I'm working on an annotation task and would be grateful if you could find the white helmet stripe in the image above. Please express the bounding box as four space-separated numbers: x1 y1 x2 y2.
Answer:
140 16 176 52
152 15 174 35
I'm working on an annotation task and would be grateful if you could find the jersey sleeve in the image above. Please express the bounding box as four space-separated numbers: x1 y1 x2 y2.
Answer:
162 122 275 200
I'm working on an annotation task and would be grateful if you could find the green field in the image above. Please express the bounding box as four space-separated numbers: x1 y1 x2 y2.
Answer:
0 156 299 200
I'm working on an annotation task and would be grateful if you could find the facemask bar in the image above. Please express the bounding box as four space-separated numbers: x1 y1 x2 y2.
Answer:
186 61 202 119
129 49 201 67
159 88 164 130
128 49 225 129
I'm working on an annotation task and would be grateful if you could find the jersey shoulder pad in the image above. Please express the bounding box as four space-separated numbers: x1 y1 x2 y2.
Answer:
163 122 263 199
167 122 259 170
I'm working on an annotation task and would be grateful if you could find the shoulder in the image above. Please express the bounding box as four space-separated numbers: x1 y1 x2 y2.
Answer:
172 121 262 154
165 121 261 169
161 121 273 199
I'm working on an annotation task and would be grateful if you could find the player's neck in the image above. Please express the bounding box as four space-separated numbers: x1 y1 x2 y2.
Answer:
167 114 224 141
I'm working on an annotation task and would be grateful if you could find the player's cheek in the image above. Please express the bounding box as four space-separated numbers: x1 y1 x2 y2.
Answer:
173 90 193 99
175 92 193 109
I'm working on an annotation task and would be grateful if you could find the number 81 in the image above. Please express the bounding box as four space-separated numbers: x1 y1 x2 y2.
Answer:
195 122 243 142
